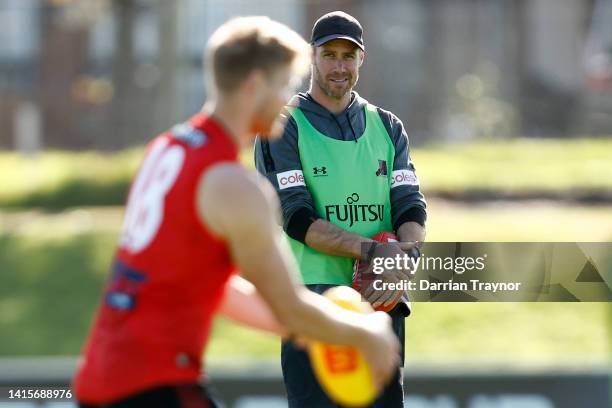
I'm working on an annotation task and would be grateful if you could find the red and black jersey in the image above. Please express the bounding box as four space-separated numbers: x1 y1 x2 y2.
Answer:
74 113 238 404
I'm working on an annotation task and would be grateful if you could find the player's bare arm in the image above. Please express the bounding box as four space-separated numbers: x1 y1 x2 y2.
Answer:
197 163 400 387
218 275 286 336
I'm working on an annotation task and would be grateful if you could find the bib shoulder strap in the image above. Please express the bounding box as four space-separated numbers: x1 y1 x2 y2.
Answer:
367 103 394 143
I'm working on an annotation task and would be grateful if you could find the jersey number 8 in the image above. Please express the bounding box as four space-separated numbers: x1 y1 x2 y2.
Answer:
120 138 185 253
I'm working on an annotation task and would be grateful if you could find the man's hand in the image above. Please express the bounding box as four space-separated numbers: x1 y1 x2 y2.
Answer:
363 241 418 309
361 220 424 309
356 311 400 391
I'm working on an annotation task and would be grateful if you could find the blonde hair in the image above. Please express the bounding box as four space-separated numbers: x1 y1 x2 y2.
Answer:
205 16 310 93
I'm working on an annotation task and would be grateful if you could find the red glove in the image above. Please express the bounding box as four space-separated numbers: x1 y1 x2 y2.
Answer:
352 232 400 312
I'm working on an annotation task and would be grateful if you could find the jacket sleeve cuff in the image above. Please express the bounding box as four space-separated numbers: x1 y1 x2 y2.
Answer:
393 207 427 231
286 207 319 244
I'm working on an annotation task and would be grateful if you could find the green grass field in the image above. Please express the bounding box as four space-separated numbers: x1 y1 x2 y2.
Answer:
0 149 141 208
1 202 609 364
1 138 612 208
1 138 610 363
411 138 612 194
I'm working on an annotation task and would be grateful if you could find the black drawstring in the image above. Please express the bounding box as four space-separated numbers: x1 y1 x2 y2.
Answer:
305 92 358 142
346 111 359 143
330 113 349 141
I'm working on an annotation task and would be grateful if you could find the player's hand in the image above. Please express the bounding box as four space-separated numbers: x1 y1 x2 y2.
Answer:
363 242 417 309
356 311 400 391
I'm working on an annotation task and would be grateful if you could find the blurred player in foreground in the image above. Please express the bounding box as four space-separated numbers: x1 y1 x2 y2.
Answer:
73 16 399 408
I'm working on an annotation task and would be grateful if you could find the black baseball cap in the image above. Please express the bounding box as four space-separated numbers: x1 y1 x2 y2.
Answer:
311 11 364 51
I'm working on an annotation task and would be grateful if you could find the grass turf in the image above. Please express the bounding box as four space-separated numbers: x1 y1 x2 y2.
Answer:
412 138 612 194
0 203 609 363
1 138 612 208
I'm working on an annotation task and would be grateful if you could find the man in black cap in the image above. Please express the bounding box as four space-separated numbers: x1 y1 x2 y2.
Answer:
255 11 427 407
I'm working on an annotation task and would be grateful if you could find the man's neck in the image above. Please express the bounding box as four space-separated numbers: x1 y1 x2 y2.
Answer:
308 84 352 115
203 99 253 149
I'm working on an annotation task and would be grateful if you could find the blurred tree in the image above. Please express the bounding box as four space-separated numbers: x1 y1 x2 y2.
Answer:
155 0 179 133
111 0 137 147
38 1 91 148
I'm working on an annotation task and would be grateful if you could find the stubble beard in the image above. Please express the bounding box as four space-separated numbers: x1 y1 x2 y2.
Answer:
313 63 356 100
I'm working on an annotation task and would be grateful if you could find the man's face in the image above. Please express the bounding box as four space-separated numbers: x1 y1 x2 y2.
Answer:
251 65 296 138
313 39 363 100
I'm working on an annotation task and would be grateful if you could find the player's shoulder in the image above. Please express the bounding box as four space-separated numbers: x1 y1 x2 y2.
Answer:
169 113 238 154
197 164 278 235
366 102 407 146
164 114 242 180
371 104 403 127
169 119 209 149
200 164 276 208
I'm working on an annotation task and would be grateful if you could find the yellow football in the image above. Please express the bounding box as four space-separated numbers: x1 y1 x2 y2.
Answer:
308 286 377 407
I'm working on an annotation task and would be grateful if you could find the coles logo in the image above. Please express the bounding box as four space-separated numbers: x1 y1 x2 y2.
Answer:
391 169 419 188
276 170 306 190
